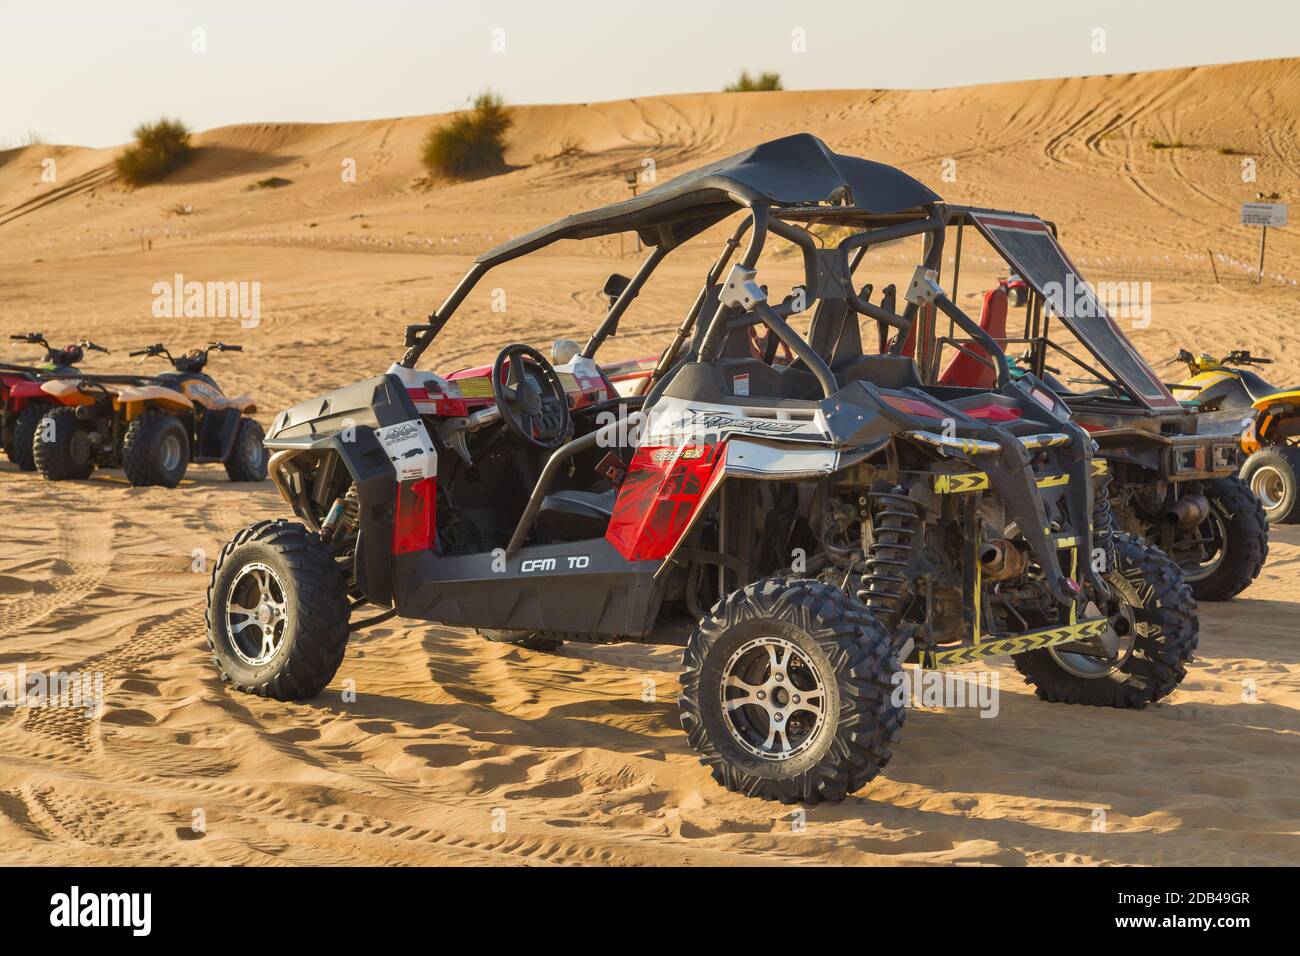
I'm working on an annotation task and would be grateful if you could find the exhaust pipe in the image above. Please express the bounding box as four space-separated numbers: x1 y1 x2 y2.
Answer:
1165 494 1210 528
980 539 1028 580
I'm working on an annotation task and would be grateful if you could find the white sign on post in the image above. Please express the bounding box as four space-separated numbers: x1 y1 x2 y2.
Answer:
1240 202 1288 227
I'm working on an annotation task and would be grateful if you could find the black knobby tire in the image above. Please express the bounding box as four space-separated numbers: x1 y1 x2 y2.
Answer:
224 416 267 482
7 402 48 471
122 409 190 487
206 519 351 701
679 578 904 804
1015 535 1197 708
1241 446 1300 524
33 406 95 481
1184 476 1269 601
476 629 564 652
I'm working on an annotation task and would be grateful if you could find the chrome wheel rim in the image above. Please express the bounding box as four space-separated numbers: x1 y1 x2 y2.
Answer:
225 562 288 666
1051 582 1140 679
1250 465 1286 512
160 433 182 472
1179 510 1227 582
719 636 827 762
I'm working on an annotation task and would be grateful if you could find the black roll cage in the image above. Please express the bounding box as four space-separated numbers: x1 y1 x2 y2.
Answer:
400 200 1013 399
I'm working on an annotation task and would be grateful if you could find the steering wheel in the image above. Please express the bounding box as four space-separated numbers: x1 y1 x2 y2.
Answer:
491 344 571 450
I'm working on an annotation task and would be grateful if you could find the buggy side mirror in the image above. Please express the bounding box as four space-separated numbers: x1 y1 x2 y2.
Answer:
603 273 631 308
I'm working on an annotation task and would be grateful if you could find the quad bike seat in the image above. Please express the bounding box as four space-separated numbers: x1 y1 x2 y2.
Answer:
937 286 1008 389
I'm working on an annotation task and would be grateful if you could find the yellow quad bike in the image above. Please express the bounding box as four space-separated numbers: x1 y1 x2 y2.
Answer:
1169 349 1300 523
34 343 265 487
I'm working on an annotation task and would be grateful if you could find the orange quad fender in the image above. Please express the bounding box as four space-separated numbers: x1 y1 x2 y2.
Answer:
39 378 99 406
113 384 194 421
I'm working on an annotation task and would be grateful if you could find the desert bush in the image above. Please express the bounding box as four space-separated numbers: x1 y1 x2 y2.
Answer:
422 92 513 179
1148 138 1185 150
725 70 783 92
116 118 194 187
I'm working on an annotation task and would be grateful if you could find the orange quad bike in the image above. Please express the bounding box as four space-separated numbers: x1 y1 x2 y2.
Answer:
35 342 265 487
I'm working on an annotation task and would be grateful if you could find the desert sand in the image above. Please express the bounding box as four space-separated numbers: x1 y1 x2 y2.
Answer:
1 58 1298 865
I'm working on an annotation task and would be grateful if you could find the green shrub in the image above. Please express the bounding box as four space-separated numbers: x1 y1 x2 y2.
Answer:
116 118 194 187
724 70 783 92
422 92 513 179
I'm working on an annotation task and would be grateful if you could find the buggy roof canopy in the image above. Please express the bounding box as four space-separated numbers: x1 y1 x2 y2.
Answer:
477 134 941 263
962 209 1180 410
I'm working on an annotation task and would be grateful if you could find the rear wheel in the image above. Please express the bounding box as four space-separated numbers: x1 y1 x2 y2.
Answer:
122 409 190 487
7 403 48 471
33 407 95 480
206 519 351 700
1178 476 1269 601
1015 535 1197 708
1241 446 1300 524
224 416 267 482
679 578 904 804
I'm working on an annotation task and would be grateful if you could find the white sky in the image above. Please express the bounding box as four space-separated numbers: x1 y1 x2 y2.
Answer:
4 0 1299 148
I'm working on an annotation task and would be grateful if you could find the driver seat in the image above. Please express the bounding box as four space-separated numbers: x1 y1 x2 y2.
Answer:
538 488 616 540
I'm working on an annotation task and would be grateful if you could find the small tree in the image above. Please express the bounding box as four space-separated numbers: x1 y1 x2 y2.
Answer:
116 118 195 187
724 70 783 92
422 92 514 179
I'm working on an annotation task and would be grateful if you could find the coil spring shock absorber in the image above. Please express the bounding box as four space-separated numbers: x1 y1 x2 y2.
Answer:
1091 467 1118 574
855 486 920 625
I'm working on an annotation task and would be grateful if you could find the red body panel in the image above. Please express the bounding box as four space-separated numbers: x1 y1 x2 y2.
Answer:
605 442 726 561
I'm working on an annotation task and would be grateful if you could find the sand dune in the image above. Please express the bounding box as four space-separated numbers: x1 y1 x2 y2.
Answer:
1 58 1298 865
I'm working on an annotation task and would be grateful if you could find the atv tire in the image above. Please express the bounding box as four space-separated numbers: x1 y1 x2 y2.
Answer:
33 407 95 481
122 409 190 487
1241 446 1300 524
679 578 904 804
225 416 267 482
1015 535 1197 708
207 519 350 700
7 402 48 471
1183 476 1269 601
476 629 564 652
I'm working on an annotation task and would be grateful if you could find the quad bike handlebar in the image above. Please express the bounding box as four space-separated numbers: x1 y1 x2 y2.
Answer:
1166 347 1273 373
130 341 243 372
11 332 108 365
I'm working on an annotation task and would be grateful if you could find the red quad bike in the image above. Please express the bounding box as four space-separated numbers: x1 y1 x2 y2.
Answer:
0 332 111 471
206 135 1196 804
906 209 1267 601
34 342 265 486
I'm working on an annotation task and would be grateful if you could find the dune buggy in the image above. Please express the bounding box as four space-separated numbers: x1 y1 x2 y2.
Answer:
901 209 1267 602
206 135 1196 803
35 342 265 486
1 332 110 471
1167 349 1300 524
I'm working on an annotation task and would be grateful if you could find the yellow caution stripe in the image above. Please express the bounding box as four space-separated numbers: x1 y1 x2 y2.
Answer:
933 471 1070 494
1091 458 1108 476
922 618 1110 668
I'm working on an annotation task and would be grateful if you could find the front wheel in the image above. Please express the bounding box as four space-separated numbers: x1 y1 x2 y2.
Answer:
225 416 267 482
206 519 351 700
1015 535 1197 708
122 409 190 487
1241 446 1300 524
33 407 95 480
679 578 904 804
